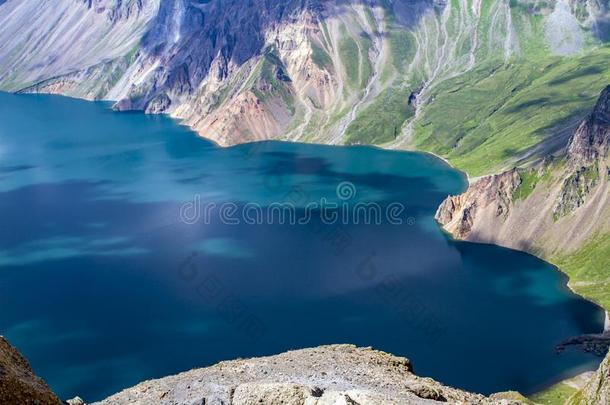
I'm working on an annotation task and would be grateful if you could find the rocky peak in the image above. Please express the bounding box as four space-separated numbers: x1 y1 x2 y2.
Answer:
553 85 610 218
567 85 610 165
435 169 521 239
592 85 610 123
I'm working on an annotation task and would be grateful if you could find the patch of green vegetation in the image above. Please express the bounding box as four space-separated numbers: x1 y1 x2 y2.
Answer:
514 169 541 201
339 31 361 88
338 23 373 90
494 391 536 404
539 159 562 184
511 9 549 59
413 60 538 171
583 162 600 183
554 232 610 310
529 381 579 405
97 45 141 98
565 389 585 405
311 41 332 69
359 33 373 88
413 46 610 176
319 105 352 134
251 48 295 114
475 0 501 61
386 24 416 76
363 6 377 34
553 162 600 221
345 84 414 144
572 2 590 23
124 44 140 63
375 6 416 81
208 64 250 110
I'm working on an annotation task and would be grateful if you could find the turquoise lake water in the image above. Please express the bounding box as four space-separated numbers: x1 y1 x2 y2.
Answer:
0 92 604 401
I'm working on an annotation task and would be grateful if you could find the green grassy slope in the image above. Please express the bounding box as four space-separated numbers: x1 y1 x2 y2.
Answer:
554 233 610 310
412 46 610 176
344 11 418 145
345 84 415 144
530 381 579 405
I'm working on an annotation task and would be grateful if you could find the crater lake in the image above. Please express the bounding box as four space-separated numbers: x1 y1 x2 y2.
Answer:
0 92 604 401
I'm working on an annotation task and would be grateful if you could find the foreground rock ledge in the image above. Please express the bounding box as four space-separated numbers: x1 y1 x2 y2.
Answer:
94 345 523 404
4 334 609 404
568 349 610 405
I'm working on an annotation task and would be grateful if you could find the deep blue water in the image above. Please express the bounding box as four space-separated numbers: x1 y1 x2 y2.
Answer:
0 92 604 401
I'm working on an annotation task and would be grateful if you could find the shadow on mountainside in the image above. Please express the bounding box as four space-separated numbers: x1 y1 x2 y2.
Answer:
136 0 440 99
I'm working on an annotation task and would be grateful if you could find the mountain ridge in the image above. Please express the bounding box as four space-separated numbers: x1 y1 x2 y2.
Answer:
2 0 609 160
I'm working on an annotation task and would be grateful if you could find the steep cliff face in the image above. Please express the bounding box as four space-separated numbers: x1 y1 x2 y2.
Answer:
436 85 610 307
0 0 159 98
436 169 521 240
0 337 62 405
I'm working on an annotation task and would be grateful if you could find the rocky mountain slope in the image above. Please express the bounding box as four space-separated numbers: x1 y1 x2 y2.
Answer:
436 85 610 310
1 0 609 156
0 336 62 405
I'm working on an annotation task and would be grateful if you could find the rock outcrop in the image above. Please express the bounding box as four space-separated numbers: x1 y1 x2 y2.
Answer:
0 337 531 404
0 336 62 405
550 85 610 218
93 345 521 405
567 350 610 405
436 169 521 239
436 86 610 258
556 331 610 357
568 84 610 166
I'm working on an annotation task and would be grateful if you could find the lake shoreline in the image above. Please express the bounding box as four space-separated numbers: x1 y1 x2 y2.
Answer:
1 92 597 400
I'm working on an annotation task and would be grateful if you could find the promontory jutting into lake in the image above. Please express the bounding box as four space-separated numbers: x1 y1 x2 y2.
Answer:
0 93 604 401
